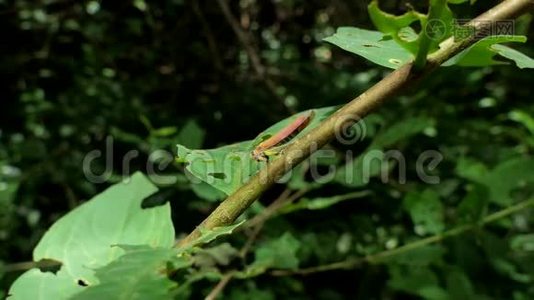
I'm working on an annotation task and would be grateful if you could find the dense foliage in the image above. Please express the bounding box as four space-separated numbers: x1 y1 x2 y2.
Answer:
1 0 534 299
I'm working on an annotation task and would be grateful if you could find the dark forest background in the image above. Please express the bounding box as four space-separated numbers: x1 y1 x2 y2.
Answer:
1 0 534 298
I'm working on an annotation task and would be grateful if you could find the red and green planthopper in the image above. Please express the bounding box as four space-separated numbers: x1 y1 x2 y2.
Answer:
251 110 315 161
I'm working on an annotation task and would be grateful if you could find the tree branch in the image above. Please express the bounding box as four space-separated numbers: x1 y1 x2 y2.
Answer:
178 0 534 247
270 198 534 276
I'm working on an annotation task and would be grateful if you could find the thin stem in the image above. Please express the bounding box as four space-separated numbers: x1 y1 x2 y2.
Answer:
204 272 234 300
3 259 61 273
271 198 534 276
243 188 308 229
215 0 293 114
204 188 302 299
414 0 448 70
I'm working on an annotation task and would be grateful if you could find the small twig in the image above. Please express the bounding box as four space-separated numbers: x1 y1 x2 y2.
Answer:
215 0 293 114
242 162 311 230
271 198 534 276
243 188 308 230
204 187 306 298
3 260 61 273
204 272 234 300
216 0 264 76
62 183 78 209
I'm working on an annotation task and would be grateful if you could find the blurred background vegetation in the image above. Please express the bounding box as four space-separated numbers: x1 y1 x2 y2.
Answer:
1 0 534 298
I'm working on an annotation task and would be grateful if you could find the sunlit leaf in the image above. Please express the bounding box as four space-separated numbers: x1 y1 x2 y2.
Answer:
324 27 413 69
72 245 181 300
189 220 245 247
368 0 426 54
444 35 534 68
8 173 174 299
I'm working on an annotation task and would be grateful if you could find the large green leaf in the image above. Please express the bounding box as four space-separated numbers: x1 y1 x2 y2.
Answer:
177 107 337 195
8 172 174 300
177 141 258 196
324 27 413 69
7 269 81 300
444 35 534 68
72 245 182 300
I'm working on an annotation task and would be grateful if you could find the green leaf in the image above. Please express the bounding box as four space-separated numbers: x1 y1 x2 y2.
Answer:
152 126 178 137
484 157 534 205
368 0 426 54
177 141 258 195
457 157 534 206
189 220 245 247
177 107 336 195
72 245 181 300
7 269 82 300
446 268 476 300
403 189 445 235
324 27 413 69
414 0 454 68
250 232 300 271
388 265 448 300
481 232 530 283
510 234 534 251
444 35 534 68
455 157 488 183
8 173 175 300
190 180 226 202
509 110 534 136
456 184 489 224
176 119 205 149
493 44 534 69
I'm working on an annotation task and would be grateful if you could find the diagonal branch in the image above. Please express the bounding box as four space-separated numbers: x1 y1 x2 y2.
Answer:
215 0 293 114
270 198 534 276
178 0 534 247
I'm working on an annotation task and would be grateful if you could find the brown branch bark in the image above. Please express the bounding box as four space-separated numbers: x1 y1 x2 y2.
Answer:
178 0 534 247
